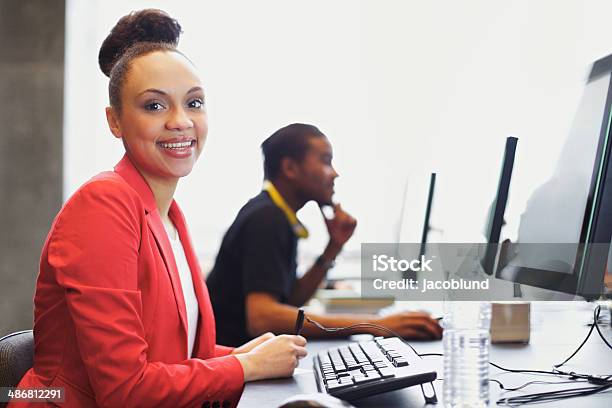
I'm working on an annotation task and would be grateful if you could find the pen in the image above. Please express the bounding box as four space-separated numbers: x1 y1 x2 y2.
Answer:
295 309 305 335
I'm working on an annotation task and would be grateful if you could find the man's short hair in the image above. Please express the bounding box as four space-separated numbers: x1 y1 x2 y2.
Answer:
261 123 326 180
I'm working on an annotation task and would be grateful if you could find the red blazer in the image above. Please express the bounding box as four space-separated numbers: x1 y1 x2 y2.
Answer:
11 155 244 407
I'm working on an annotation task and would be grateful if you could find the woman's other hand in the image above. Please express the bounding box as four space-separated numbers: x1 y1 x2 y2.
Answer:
231 332 275 355
234 334 307 381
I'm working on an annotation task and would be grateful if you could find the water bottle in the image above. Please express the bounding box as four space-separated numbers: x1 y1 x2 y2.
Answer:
443 301 492 407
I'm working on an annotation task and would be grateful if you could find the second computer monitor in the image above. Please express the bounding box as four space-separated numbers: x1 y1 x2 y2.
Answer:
480 137 518 275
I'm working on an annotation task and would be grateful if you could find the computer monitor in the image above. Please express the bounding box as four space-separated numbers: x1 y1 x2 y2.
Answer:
419 172 437 258
574 69 612 298
496 54 612 299
397 172 436 280
480 137 518 275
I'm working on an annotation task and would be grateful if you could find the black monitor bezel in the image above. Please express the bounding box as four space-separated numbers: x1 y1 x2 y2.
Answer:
419 172 436 258
495 55 612 297
481 136 518 275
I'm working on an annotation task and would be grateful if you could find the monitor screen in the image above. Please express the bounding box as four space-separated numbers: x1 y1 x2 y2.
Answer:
497 66 612 294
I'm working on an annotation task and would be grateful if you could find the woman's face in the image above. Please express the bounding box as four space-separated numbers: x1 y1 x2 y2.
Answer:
106 50 207 182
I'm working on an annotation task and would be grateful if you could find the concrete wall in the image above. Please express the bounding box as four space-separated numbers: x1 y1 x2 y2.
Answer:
0 0 64 335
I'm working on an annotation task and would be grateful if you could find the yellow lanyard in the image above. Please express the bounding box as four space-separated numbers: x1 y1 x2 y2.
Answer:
263 181 309 239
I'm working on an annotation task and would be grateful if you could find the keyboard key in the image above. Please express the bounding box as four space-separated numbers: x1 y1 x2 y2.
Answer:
327 380 353 391
379 368 396 378
353 375 379 384
332 360 345 370
349 369 363 378
361 365 376 372
355 355 368 363
394 358 409 367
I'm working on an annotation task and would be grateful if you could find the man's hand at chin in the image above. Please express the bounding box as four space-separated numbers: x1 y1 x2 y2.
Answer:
321 203 357 258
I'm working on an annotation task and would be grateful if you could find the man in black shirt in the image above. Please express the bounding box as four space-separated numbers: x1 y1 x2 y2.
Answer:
207 124 442 346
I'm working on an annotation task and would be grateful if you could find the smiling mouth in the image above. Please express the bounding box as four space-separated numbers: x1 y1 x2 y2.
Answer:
156 140 196 150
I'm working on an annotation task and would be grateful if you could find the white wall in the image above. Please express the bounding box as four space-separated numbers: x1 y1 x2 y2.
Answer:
65 0 612 273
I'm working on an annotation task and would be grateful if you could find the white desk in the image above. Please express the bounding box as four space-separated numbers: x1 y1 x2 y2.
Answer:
239 302 612 407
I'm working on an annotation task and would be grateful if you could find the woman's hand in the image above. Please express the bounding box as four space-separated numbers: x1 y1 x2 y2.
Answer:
234 334 307 381
231 332 275 355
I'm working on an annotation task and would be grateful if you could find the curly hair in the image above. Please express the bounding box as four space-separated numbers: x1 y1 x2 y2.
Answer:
98 9 184 110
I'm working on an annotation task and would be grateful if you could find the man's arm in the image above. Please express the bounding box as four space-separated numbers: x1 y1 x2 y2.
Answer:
287 241 341 307
246 292 442 340
288 204 356 306
247 292 378 338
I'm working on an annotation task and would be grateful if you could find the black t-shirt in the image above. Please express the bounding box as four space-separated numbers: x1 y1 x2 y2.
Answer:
207 191 298 346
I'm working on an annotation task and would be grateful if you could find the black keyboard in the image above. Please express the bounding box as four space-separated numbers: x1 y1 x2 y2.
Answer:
314 337 437 401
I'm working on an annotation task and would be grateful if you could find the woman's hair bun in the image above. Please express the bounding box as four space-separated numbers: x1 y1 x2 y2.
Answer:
98 9 182 77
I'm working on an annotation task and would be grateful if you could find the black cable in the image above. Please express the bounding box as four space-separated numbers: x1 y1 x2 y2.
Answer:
305 313 609 381
554 305 611 368
413 306 612 380
305 305 612 405
490 378 588 392
304 316 423 357
306 315 571 387
497 383 612 405
489 361 563 377
593 312 612 349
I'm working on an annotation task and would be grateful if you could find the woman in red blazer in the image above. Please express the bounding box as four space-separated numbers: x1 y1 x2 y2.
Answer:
11 9 306 408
